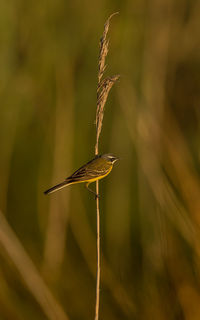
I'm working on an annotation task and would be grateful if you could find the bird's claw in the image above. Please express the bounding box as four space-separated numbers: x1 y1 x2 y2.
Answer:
95 194 100 200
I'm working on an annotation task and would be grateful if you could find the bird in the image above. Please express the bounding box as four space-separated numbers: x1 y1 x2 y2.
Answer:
44 153 119 197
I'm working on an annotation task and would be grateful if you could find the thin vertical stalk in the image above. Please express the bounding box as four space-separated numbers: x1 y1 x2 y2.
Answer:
94 180 100 320
94 13 119 320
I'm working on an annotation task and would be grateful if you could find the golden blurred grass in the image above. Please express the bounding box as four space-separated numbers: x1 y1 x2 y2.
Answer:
0 0 200 319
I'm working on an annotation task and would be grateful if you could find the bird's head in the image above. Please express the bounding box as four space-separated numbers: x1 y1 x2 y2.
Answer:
101 153 119 164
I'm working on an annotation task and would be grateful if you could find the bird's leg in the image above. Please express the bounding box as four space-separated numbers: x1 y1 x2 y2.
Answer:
86 182 100 199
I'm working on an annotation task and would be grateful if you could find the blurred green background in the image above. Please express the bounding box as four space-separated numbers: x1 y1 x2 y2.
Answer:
1 0 200 319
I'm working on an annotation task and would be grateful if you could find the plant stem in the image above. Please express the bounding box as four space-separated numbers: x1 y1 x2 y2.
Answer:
94 180 100 320
94 13 119 320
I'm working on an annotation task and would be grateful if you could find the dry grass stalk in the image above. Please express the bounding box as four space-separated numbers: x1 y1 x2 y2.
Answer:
94 13 119 320
95 75 120 155
95 12 120 156
0 210 69 320
98 12 118 83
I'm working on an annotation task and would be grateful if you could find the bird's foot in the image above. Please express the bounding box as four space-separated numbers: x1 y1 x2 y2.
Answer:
95 193 100 200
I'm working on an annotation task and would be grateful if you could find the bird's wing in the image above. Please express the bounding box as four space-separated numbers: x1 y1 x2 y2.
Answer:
67 167 106 182
66 158 111 182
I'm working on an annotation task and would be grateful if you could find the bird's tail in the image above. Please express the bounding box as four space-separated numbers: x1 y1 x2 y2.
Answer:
44 180 73 195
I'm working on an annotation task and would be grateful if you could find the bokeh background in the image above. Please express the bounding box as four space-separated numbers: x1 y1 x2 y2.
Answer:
1 0 200 319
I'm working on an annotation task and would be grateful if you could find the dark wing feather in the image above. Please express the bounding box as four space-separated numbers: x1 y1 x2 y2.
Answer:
66 156 111 182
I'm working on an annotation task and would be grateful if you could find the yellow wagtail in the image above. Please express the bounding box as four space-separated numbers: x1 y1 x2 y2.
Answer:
44 153 119 197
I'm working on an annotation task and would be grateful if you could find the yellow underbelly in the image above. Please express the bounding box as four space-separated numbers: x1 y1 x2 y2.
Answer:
69 166 112 185
87 166 112 183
